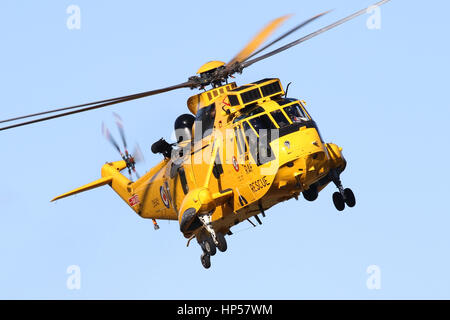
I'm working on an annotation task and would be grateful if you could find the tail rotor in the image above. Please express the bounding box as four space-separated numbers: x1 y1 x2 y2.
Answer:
102 114 144 181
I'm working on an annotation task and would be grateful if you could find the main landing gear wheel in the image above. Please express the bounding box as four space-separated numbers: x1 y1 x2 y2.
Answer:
344 188 356 207
200 253 211 269
303 185 318 202
329 169 356 212
332 192 345 211
197 215 230 268
216 232 227 252
202 237 217 256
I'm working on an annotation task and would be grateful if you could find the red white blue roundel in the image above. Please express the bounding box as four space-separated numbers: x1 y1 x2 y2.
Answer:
160 186 170 208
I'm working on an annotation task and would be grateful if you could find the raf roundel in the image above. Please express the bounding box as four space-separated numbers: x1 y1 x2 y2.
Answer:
160 186 170 208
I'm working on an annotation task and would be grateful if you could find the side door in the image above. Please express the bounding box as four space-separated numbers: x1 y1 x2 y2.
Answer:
228 123 257 210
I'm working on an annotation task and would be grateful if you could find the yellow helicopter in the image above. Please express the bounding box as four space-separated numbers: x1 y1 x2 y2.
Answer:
0 1 391 268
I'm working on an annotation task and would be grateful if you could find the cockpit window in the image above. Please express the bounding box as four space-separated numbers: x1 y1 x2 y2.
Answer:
270 110 290 128
194 103 216 138
283 104 309 123
243 121 274 166
248 114 276 133
233 105 264 123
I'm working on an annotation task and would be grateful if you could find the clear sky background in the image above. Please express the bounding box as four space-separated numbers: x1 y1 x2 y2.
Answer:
0 0 449 299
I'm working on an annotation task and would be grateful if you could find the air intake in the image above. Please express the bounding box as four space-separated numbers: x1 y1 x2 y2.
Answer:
261 81 282 97
240 88 262 104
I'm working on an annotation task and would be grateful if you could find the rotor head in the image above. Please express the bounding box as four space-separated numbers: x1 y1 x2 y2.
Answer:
197 61 226 75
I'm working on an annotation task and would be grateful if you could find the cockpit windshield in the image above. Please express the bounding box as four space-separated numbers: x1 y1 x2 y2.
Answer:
270 110 290 128
233 99 313 141
248 114 276 132
232 99 316 166
233 105 264 123
283 103 309 123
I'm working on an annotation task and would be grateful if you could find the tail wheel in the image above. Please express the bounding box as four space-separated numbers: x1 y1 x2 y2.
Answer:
332 192 345 211
344 188 356 207
200 253 211 269
216 232 227 252
202 238 217 256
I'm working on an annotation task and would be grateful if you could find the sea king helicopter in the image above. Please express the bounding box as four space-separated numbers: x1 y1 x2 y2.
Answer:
0 1 391 268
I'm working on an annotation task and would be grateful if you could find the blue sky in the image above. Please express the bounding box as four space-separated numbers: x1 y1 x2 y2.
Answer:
0 0 449 299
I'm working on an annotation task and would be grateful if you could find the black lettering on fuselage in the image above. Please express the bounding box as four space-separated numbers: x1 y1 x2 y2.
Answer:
249 176 270 193
243 164 253 174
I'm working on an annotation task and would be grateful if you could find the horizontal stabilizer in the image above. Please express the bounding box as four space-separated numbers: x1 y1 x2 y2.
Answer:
51 176 113 202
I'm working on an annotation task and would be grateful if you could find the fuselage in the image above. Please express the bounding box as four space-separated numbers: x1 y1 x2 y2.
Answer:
127 79 346 238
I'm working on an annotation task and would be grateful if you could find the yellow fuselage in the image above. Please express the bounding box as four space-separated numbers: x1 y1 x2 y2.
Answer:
53 79 346 239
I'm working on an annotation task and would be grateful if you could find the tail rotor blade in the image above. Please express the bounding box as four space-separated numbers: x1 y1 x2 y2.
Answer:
104 116 143 181
132 143 145 164
113 112 128 154
132 168 141 179
102 122 122 155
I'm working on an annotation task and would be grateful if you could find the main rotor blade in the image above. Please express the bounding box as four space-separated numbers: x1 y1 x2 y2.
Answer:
244 10 331 62
242 0 391 69
0 96 126 125
0 81 193 131
227 14 291 66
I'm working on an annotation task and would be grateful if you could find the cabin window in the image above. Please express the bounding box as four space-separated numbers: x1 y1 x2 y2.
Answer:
283 104 309 123
178 167 189 195
194 103 216 139
270 110 290 128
